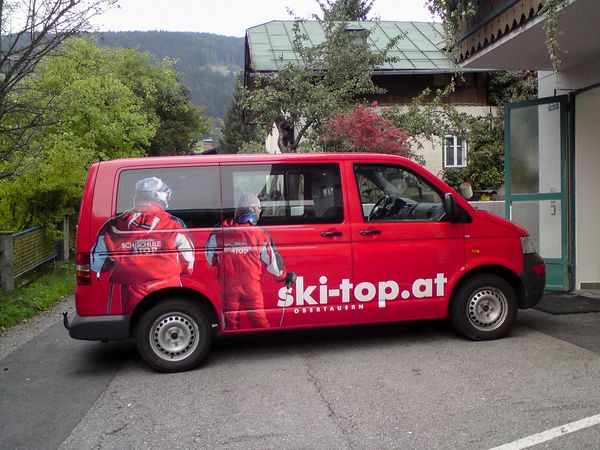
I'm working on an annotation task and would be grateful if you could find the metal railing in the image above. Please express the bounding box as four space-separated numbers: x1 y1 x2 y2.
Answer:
469 200 506 218
0 218 70 290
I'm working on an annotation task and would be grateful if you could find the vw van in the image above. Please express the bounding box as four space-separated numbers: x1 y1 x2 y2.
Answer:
65 153 545 372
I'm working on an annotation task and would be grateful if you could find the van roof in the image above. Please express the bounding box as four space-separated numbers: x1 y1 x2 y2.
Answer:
95 152 415 169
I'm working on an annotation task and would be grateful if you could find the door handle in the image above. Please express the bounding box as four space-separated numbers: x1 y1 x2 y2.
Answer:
321 231 342 237
360 229 381 236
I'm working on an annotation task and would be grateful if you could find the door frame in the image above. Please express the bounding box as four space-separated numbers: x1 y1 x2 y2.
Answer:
504 95 571 291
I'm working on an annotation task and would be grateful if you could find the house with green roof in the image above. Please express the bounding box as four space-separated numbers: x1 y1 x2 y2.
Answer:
244 20 496 177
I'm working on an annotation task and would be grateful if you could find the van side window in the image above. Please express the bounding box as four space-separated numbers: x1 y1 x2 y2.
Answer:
354 164 446 222
221 164 343 225
116 167 221 228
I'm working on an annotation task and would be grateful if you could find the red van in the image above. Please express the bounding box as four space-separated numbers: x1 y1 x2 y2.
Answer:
65 153 545 372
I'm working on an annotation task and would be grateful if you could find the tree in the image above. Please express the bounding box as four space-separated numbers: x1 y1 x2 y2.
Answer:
320 103 415 158
440 70 537 193
219 73 264 153
109 49 210 156
318 0 375 20
0 0 117 179
243 2 399 152
0 38 207 230
440 114 505 193
384 83 470 149
384 70 537 193
488 70 537 106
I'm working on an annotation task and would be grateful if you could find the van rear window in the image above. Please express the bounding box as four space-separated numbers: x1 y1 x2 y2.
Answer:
116 166 221 229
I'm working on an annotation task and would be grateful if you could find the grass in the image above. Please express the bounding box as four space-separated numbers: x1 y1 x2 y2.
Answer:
0 260 75 332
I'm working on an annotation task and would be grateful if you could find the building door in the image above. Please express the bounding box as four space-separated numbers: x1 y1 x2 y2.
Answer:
505 95 570 291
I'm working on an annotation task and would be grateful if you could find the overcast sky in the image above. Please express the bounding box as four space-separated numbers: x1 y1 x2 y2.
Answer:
92 0 438 37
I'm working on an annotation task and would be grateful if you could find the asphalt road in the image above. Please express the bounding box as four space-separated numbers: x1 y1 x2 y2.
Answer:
1 303 600 450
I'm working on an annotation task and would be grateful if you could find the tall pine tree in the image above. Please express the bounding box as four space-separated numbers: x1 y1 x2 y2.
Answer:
319 0 374 20
219 73 263 153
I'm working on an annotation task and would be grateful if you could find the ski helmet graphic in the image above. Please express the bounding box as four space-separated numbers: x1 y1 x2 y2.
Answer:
235 192 261 225
134 177 172 208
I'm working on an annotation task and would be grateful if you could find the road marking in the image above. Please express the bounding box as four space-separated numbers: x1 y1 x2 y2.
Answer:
489 413 600 450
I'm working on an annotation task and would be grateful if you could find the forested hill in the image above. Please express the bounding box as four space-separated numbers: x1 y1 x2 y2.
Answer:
96 31 244 122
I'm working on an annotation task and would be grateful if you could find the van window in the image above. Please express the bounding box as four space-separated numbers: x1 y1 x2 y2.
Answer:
221 164 343 225
354 164 445 222
116 166 221 228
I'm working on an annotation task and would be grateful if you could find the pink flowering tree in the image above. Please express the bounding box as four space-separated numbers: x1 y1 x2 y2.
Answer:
320 103 417 159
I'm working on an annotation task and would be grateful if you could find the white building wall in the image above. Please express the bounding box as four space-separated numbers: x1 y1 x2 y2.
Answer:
265 123 281 154
539 60 600 288
574 86 600 287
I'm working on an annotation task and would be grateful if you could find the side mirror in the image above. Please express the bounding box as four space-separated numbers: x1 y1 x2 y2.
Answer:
444 193 459 222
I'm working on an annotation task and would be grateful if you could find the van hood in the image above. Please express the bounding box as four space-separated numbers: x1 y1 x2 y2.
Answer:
470 210 530 237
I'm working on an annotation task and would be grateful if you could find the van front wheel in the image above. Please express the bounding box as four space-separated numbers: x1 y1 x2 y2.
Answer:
450 274 517 341
136 299 212 372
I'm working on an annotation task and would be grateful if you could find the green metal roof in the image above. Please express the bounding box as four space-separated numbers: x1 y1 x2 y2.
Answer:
246 21 455 74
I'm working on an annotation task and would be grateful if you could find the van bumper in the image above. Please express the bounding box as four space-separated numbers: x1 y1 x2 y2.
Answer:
65 313 131 341
519 252 546 309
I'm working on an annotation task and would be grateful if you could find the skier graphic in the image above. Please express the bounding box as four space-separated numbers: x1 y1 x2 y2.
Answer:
205 192 296 330
91 177 195 314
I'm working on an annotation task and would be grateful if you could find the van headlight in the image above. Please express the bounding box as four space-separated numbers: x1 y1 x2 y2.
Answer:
521 236 536 254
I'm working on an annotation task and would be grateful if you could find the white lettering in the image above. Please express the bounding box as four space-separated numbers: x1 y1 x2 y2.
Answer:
340 279 353 303
434 273 448 297
378 280 400 308
355 282 376 302
281 274 448 310
412 278 433 298
296 277 317 305
278 286 293 307
319 276 328 305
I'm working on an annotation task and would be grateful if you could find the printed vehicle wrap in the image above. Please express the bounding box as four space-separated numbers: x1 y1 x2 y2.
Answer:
70 153 545 342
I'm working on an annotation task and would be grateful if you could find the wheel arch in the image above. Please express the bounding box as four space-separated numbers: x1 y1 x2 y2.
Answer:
130 287 219 337
450 265 526 311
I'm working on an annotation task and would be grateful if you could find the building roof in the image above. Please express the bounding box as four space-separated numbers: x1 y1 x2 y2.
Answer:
245 20 459 74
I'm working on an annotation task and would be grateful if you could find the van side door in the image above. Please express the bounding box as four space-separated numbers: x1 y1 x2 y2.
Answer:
348 162 466 323
218 162 353 331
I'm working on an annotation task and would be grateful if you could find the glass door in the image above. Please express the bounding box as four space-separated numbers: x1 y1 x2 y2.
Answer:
505 95 570 291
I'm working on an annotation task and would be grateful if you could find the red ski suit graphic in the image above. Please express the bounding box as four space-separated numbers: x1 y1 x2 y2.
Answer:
205 220 286 330
91 201 194 314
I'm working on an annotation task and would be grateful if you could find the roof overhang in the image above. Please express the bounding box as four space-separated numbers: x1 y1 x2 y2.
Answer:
459 0 600 71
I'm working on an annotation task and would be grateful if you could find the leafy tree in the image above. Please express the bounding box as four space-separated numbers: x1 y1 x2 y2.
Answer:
219 73 265 153
320 103 415 158
0 38 207 230
383 70 537 193
101 44 210 156
0 0 117 179
318 0 375 20
384 83 471 150
440 114 505 192
243 3 399 152
488 70 538 106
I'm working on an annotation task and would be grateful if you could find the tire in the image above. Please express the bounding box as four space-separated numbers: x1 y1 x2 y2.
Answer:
136 299 212 373
450 274 517 341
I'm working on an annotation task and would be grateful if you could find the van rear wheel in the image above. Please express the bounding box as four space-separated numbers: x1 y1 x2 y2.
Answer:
136 299 212 372
450 274 517 341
